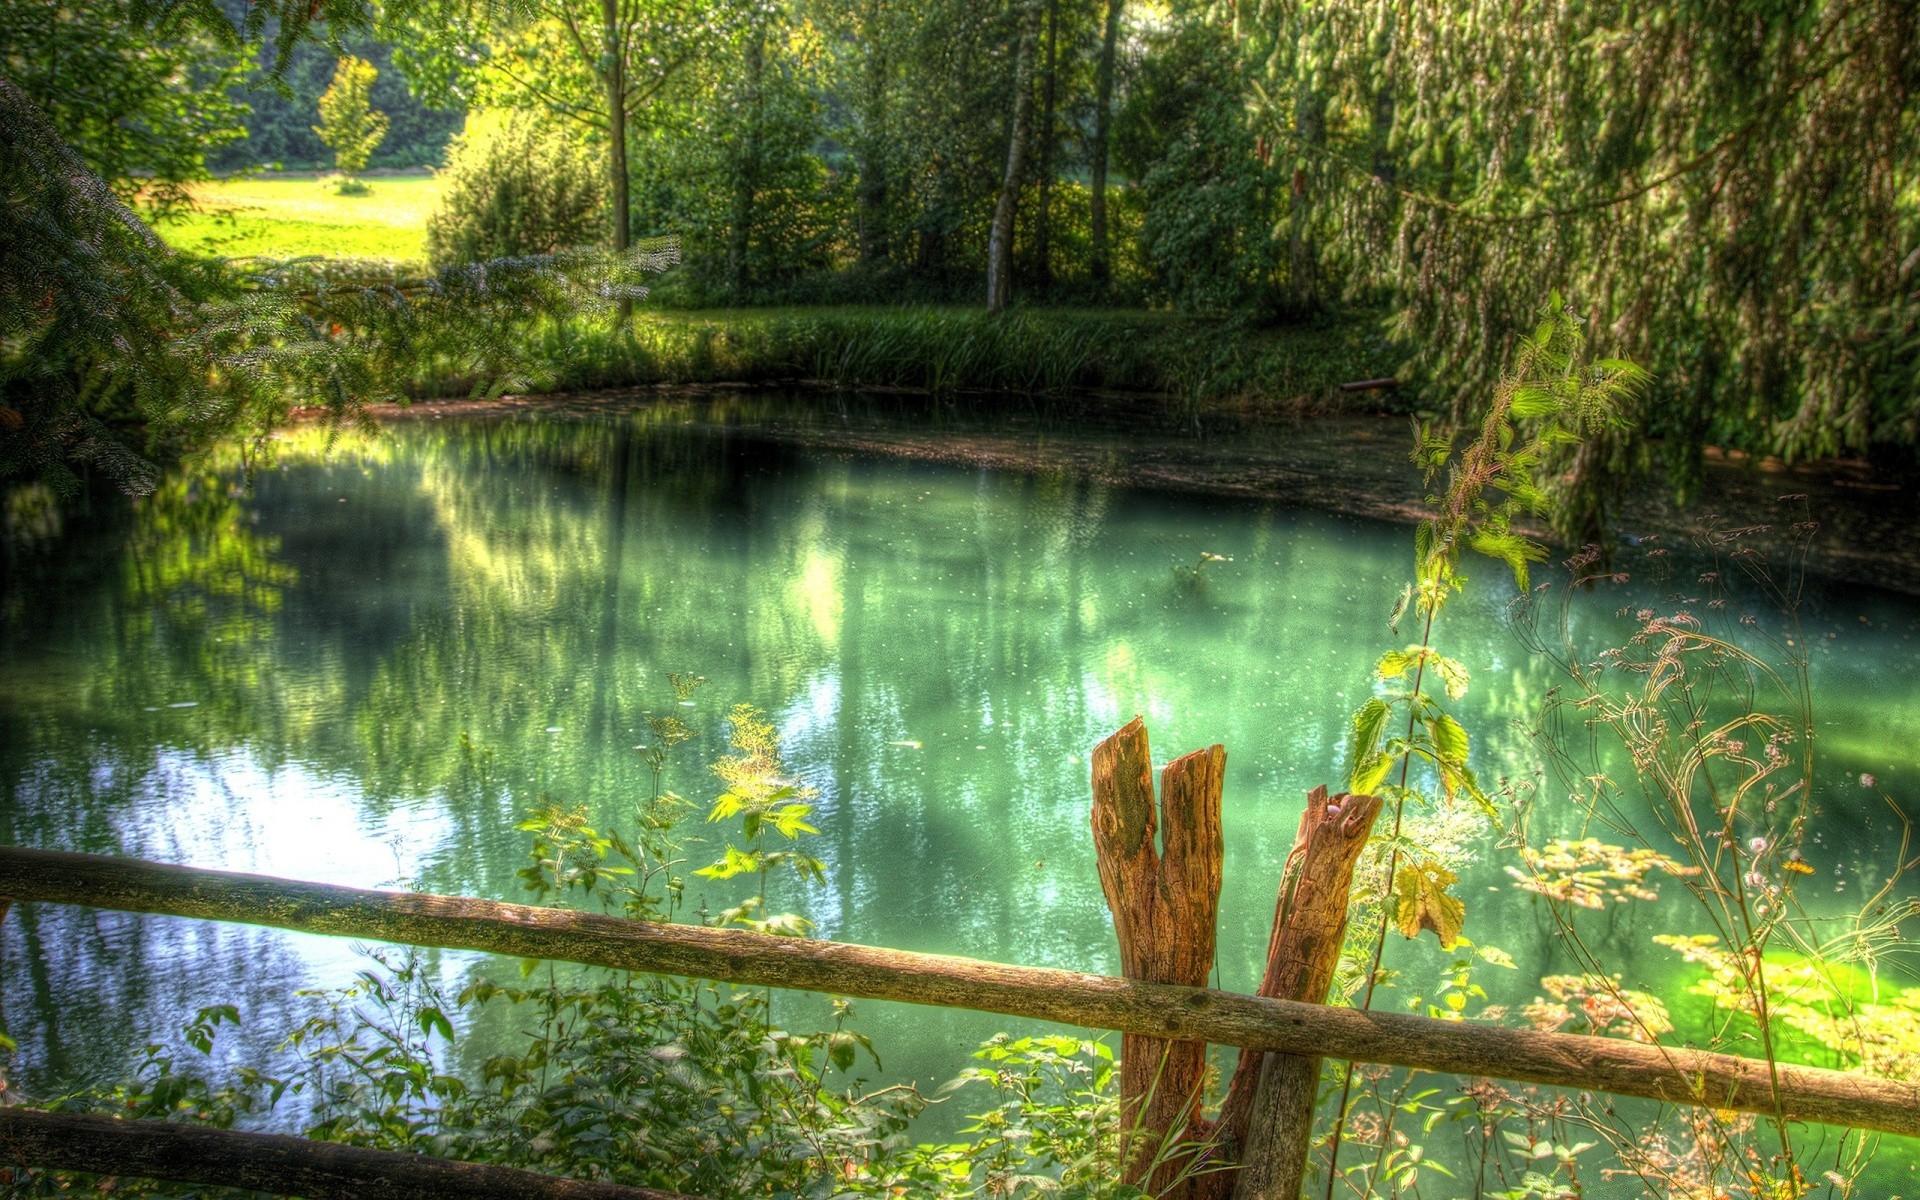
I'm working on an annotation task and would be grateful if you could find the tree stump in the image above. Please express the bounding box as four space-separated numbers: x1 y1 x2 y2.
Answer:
1198 785 1382 1200
1091 718 1225 1199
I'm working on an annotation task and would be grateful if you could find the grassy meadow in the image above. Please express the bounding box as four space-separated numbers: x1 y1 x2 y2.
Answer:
151 172 445 262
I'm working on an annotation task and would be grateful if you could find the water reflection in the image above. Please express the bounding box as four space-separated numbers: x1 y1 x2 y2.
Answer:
1 403 1915 1122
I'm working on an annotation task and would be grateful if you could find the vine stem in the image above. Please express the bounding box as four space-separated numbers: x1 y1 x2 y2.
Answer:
1322 591 1438 1200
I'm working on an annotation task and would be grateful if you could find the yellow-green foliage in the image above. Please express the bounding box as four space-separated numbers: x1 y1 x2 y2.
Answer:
313 56 389 184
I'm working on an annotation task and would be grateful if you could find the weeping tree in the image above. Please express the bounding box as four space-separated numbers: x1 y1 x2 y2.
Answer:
1233 0 1920 497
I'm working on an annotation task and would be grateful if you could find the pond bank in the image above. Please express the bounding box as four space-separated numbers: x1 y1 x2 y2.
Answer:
327 387 1920 598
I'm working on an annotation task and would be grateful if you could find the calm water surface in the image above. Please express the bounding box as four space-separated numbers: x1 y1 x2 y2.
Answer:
2 404 1916 1156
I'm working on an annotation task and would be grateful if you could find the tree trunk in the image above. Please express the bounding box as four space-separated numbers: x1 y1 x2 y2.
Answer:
1088 0 1123 294
856 0 889 265
986 0 1041 313
1032 0 1059 292
603 0 632 325
729 15 766 296
1286 90 1326 312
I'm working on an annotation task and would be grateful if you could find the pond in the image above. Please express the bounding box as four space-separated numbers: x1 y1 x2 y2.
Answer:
2 397 1916 1152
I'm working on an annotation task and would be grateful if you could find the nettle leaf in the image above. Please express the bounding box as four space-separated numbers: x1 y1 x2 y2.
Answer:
695 844 763 880
827 1030 858 1073
1394 861 1466 950
1348 698 1392 790
1426 713 1469 765
1467 528 1546 591
1428 653 1470 701
1377 646 1421 679
1353 753 1395 796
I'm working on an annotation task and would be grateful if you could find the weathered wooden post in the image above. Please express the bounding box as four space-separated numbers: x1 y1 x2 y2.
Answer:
1090 717 1224 1200
1200 785 1382 1200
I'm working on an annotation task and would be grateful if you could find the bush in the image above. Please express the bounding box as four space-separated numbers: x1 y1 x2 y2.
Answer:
426 111 606 268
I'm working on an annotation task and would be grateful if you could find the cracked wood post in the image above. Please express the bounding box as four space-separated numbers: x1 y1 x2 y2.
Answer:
1196 786 1382 1200
1091 717 1224 1199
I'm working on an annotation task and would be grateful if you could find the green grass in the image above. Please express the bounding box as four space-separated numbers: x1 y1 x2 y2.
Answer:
422 304 1398 409
151 173 445 262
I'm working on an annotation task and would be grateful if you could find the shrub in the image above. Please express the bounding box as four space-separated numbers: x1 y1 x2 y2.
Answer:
425 110 606 268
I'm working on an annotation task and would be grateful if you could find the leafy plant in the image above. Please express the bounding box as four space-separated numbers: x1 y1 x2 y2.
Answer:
696 703 824 937
1322 297 1645 1193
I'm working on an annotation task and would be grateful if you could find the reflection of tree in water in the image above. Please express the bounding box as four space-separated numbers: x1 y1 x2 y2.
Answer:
8 408 1915 1119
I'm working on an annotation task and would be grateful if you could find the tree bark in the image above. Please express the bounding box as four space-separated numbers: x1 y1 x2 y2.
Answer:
0 1108 698 1200
1088 0 1123 293
602 0 632 325
1091 720 1224 1197
986 0 1041 313
2 847 1917 1140
1286 90 1326 312
1032 0 1059 291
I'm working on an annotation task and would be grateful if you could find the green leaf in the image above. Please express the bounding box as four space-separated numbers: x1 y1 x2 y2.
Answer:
418 1007 454 1042
695 844 763 880
1426 713 1469 765
828 1030 857 1073
1347 698 1392 791
1377 647 1419 679
1428 654 1470 701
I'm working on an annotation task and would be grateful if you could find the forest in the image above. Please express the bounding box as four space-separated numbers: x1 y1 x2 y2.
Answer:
1 0 1918 1198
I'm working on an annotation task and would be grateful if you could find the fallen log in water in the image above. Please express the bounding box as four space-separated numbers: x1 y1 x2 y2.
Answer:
0 846 1916 1140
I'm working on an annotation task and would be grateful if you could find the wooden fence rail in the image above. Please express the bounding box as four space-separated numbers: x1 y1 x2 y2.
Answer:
0 1108 697 1200
0 846 1915 1141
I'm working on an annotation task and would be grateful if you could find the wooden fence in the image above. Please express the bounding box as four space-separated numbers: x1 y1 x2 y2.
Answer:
1 847 1915 1136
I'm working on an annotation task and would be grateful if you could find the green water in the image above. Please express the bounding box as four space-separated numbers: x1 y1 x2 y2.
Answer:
2 404 1916 1160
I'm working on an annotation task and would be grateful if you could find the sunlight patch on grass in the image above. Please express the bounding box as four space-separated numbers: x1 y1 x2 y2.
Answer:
151 173 445 263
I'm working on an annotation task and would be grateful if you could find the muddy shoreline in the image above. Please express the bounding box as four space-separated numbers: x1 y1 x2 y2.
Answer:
306 386 1920 598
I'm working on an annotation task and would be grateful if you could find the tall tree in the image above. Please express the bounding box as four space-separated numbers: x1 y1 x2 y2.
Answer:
1031 0 1060 291
434 0 727 314
986 0 1042 312
851 0 893 265
1087 0 1124 293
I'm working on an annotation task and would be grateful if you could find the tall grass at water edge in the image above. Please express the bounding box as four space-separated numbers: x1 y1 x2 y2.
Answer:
354 299 1397 408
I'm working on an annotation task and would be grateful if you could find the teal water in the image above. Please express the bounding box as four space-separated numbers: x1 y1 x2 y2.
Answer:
1 404 1916 1169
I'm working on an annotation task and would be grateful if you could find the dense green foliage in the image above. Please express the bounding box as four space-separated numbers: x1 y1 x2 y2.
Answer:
0 0 251 216
1233 0 1920 472
210 24 461 172
0 75 326 495
426 111 607 265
